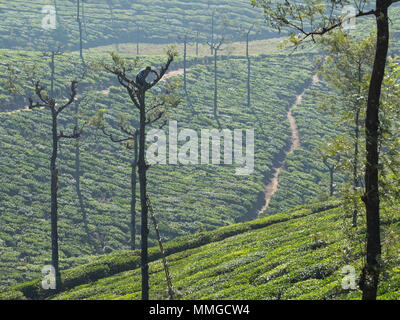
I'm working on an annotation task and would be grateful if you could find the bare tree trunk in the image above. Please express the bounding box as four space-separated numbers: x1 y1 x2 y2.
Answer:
329 166 334 197
50 56 59 287
77 0 85 67
210 11 215 55
50 109 61 289
246 33 251 109
213 49 221 129
322 158 336 197
147 197 175 300
136 25 140 55
75 4 85 235
183 36 187 94
214 49 217 114
352 62 362 227
74 101 88 235
50 52 55 96
130 132 138 250
352 107 360 227
73 0 88 239
138 93 149 300
360 1 389 300
82 0 88 38
196 31 199 56
53 0 58 25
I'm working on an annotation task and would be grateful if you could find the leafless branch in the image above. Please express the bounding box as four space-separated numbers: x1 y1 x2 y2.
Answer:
288 9 376 44
57 81 78 115
58 124 85 140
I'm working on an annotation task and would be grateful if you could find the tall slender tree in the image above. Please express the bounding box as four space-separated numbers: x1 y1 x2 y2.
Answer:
101 49 179 300
74 0 89 242
76 0 85 67
240 22 258 109
147 196 176 300
81 0 88 38
178 32 195 95
73 97 90 238
207 38 224 129
47 49 62 97
196 30 200 56
209 9 216 55
319 148 341 197
10 53 85 289
135 23 141 55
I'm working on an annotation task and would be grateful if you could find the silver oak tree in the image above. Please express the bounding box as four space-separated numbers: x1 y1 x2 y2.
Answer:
100 48 180 300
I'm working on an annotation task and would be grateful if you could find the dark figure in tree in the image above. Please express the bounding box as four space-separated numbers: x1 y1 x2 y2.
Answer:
136 66 153 87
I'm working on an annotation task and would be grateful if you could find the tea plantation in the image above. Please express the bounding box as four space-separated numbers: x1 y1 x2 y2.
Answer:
0 0 272 50
0 48 336 290
1 0 400 301
2 200 399 300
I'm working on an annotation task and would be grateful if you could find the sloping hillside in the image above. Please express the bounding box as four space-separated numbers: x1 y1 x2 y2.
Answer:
0 49 324 289
2 200 399 300
2 1 400 299
0 0 271 50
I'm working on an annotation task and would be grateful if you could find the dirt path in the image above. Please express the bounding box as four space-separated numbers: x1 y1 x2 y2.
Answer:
257 75 319 217
162 68 185 80
1 106 45 115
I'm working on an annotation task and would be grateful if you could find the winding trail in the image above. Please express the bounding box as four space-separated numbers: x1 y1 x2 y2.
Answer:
257 75 319 217
1 106 45 115
162 68 185 80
